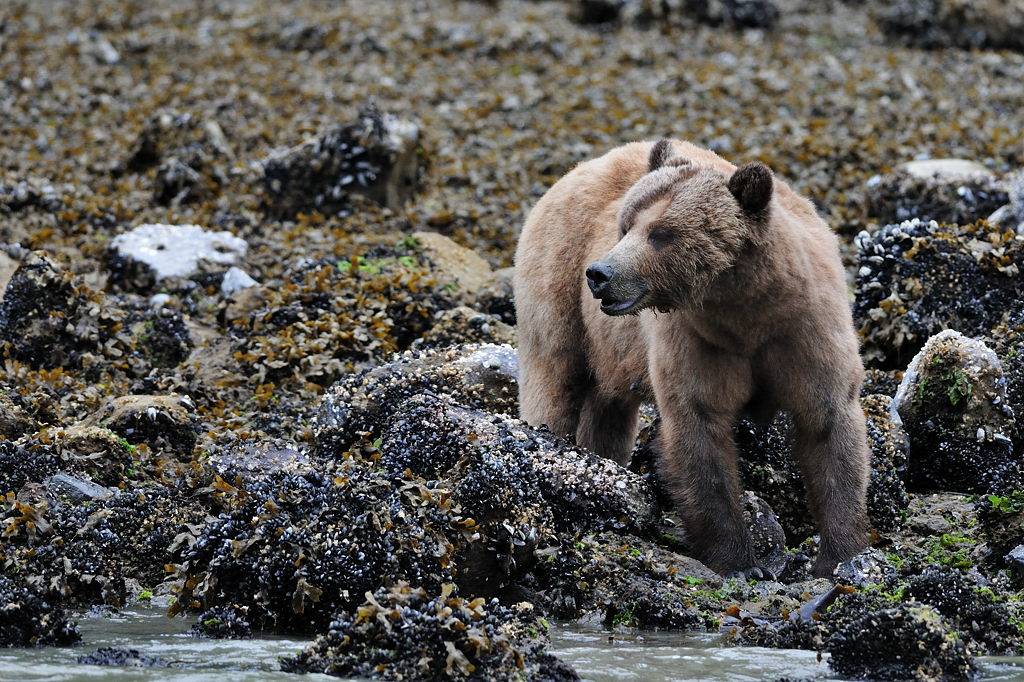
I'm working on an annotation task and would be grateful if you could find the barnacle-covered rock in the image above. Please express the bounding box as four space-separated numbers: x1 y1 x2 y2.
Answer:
977 490 1024 569
854 218 1024 367
80 394 199 457
412 306 515 350
875 0 1024 52
261 103 421 217
280 582 578 680
865 160 1007 226
0 393 38 440
742 492 787 578
316 343 519 453
107 224 248 292
45 424 135 486
828 603 975 680
0 576 80 647
892 330 1020 493
124 109 231 196
988 171 1024 233
380 393 657 595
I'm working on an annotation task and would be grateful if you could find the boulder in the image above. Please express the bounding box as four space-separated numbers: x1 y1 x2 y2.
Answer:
412 306 515 350
892 330 1019 493
743 492 787 578
865 161 1007 227
854 218 1024 367
107 224 248 291
875 0 1024 52
411 231 495 305
80 395 199 457
316 343 519 455
261 103 421 217
0 576 81 647
190 605 253 639
862 394 910 533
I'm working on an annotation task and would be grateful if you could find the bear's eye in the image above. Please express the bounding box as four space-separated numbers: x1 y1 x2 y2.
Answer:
648 227 675 250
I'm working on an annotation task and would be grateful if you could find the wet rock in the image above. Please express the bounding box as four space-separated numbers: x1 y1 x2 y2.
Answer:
261 103 421 217
281 583 578 680
865 160 1007 226
190 605 253 639
977 491 1024 568
834 548 899 587
892 330 1019 493
46 425 134 486
477 266 516 325
862 394 910 533
107 224 248 291
219 266 258 296
0 441 61 494
44 473 113 502
413 306 515 350
316 343 519 454
827 603 975 681
742 492 787 578
132 308 193 368
0 575 81 647
875 0 1024 52
412 231 495 307
77 647 175 667
854 218 1024 368
80 394 199 457
0 393 38 440
124 110 230 191
1007 545 1024 579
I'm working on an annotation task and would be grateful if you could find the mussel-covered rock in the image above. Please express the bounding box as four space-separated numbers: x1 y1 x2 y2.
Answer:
190 605 254 639
854 219 1024 368
80 394 199 457
281 582 578 680
875 0 1024 52
0 576 80 647
892 330 1019 493
865 160 1008 226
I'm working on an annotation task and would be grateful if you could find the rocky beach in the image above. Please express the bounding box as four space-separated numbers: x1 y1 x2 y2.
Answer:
2 0 1024 679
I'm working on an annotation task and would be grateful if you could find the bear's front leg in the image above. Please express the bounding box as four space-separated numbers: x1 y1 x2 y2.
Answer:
651 335 759 575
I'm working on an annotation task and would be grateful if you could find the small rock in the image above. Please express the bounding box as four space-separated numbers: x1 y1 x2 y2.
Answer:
220 266 258 296
81 395 199 457
44 473 113 502
742 492 787 578
107 224 247 290
0 393 38 440
411 231 494 306
1006 545 1024 577
413 306 515 350
865 163 1007 226
77 647 175 668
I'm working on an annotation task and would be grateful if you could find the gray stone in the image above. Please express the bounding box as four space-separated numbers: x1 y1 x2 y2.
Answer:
108 224 247 290
45 473 113 502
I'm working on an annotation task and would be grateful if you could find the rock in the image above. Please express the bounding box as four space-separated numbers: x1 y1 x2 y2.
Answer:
988 171 1024 233
0 441 62 495
0 393 38 440
219 266 258 296
412 306 515 350
132 308 193 368
66 29 120 65
190 605 253 639
0 575 81 647
478 266 516 325
570 0 629 24
862 394 910 533
107 224 248 291
80 395 199 457
742 492 787 578
124 110 230 196
280 583 578 680
892 330 1019 493
570 0 780 29
316 343 519 455
689 0 780 28
380 393 657 595
153 157 205 205
44 473 113 502
834 548 899 587
0 251 89 367
261 103 421 217
77 647 175 667
0 178 64 214
1007 545 1024 578
875 0 1024 52
827 604 974 681
865 162 1007 226
977 491 1024 569
854 219 1024 367
411 231 495 306
0 251 19 299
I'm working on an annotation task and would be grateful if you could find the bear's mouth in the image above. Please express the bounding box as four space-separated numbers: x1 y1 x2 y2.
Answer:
600 293 647 316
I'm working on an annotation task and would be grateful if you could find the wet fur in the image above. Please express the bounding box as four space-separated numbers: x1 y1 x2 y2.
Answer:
513 139 869 578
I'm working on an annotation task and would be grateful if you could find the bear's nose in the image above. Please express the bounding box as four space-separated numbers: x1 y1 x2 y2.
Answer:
585 262 614 297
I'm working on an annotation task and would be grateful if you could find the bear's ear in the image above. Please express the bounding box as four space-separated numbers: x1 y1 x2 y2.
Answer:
728 162 773 215
648 139 673 172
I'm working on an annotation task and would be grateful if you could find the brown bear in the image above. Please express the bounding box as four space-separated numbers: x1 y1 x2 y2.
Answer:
513 139 869 579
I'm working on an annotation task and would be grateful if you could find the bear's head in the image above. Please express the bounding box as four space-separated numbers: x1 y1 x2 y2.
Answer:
585 140 773 316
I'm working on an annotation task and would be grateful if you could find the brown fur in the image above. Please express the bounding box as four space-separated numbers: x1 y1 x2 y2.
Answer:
513 139 869 578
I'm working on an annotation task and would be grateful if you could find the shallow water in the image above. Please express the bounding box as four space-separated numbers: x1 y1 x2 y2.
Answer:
3 608 1024 681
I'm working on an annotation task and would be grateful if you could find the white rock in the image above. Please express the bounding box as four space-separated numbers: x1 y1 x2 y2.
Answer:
898 159 993 182
220 266 258 296
111 223 247 282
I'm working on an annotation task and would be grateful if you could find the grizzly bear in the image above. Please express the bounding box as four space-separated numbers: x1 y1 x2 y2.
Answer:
513 139 869 578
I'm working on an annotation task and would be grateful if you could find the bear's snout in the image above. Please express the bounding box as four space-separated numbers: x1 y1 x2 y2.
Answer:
585 261 614 297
